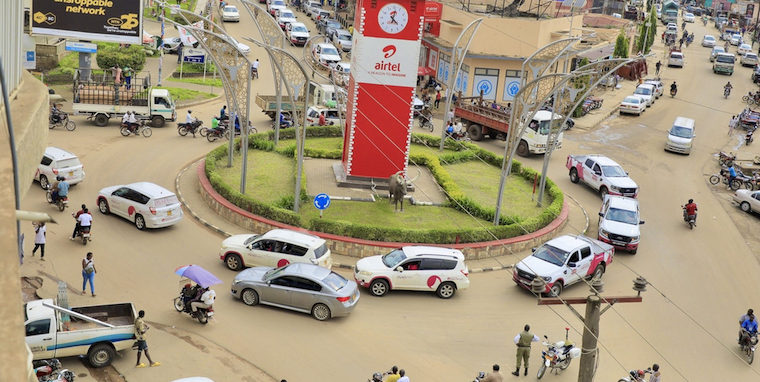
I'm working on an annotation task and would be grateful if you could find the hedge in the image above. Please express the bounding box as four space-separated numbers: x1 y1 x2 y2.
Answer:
95 43 147 73
204 127 564 243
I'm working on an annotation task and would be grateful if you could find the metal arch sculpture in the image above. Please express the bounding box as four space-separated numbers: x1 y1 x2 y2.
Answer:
438 18 483 151
160 3 253 169
493 72 581 224
521 38 581 85
534 56 649 204
301 34 337 82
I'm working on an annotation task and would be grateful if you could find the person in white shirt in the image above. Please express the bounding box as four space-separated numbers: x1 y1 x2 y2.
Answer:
396 369 409 382
191 287 216 314
77 208 93 232
251 59 260 79
127 111 139 134
453 120 464 139
186 109 194 124
32 222 46 260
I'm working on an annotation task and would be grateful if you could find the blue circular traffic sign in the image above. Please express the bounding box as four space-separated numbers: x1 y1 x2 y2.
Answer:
313 193 331 210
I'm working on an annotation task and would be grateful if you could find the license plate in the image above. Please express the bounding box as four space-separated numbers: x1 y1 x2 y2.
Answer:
68 171 74 176
167 211 172 216
612 240 626 246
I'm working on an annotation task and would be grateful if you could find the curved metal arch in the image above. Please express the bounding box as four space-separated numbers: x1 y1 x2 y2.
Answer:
521 37 581 84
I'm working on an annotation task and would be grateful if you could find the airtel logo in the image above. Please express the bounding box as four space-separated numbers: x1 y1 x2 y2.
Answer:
382 45 396 58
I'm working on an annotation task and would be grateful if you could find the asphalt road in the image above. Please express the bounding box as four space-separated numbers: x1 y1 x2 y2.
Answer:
24 10 760 382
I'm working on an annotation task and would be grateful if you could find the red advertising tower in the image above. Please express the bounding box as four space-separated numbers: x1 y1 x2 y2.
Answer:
340 0 425 179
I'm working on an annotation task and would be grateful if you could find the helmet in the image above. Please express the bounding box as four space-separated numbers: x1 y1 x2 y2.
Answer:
188 110 192 113
372 373 383 382
56 175 65 181
637 370 645 377
688 199 693 203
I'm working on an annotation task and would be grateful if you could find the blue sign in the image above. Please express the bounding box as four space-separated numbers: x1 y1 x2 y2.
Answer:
65 41 97 53
477 79 493 95
507 81 520 97
313 193 331 210
183 55 206 64
182 48 207 64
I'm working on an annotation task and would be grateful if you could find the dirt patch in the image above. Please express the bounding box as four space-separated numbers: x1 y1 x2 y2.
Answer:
79 359 126 382
21 277 43 302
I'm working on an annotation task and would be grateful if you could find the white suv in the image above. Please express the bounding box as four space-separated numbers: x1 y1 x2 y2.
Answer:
220 229 333 271
597 195 644 254
312 43 341 68
354 246 470 299
35 147 85 189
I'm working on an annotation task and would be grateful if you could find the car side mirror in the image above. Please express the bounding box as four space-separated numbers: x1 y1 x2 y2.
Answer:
395 266 403 272
598 212 604 217
640 220 645 224
544 335 548 339
531 247 537 253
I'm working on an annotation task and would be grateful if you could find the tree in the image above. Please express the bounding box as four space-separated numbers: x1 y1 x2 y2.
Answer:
572 57 590 118
635 6 659 54
614 29 629 58
95 43 147 73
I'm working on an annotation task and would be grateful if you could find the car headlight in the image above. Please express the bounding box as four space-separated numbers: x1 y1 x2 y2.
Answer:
600 229 610 238
359 270 373 276
542 276 552 282
232 279 241 285
220 244 228 250
631 235 640 243
609 185 619 191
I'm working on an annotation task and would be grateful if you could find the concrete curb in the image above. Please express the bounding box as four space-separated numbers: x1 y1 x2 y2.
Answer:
564 193 590 236
175 157 233 239
176 94 223 109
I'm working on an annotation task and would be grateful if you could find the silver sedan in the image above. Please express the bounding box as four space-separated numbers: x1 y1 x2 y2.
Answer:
231 263 360 321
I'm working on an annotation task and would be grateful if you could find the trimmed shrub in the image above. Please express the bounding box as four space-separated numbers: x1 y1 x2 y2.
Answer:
95 43 147 73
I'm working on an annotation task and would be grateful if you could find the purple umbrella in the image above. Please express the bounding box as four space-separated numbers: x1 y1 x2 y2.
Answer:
174 264 223 288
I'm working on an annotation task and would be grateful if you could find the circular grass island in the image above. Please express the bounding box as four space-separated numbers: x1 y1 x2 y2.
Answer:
204 126 564 245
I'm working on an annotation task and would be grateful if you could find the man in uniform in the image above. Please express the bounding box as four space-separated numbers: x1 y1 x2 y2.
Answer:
512 324 539 376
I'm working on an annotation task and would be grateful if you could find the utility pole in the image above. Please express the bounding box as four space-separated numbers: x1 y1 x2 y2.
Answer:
532 276 648 382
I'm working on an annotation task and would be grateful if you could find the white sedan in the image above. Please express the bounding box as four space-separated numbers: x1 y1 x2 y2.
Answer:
619 95 646 116
221 5 240 22
741 53 759 67
733 190 760 214
683 12 695 22
738 43 752 55
702 35 716 47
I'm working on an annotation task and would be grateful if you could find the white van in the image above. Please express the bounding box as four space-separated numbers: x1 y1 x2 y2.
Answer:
35 147 85 189
665 117 696 154
219 229 333 270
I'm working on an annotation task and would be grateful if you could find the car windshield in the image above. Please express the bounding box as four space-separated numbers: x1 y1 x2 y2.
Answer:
328 21 341 28
623 97 641 104
601 165 627 177
224 6 237 12
670 125 692 138
339 34 351 41
282 11 294 18
717 55 735 63
705 36 714 41
634 87 652 95
244 235 261 245
685 13 693 17
322 47 340 55
273 0 285 5
606 207 638 225
293 25 308 32
321 272 348 291
532 244 569 267
382 249 407 268
264 266 287 280
714 48 724 53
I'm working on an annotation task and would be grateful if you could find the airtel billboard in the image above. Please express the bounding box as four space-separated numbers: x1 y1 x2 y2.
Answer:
424 1 442 22
31 0 143 44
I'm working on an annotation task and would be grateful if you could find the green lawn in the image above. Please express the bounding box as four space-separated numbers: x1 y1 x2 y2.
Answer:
215 150 294 205
275 137 460 156
144 0 198 20
167 76 224 87
155 86 216 103
445 161 548 222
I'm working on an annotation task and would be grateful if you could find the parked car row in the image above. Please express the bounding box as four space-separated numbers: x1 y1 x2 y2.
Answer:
619 79 662 116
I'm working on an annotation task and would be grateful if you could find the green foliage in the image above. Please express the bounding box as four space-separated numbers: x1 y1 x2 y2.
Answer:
634 10 657 55
204 127 564 244
95 43 147 73
614 29 629 58
572 57 591 117
167 77 224 87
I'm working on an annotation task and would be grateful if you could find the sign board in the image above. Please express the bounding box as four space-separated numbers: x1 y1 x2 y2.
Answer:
313 193 331 210
65 41 98 53
177 21 203 46
23 51 36 70
183 48 207 64
31 0 143 44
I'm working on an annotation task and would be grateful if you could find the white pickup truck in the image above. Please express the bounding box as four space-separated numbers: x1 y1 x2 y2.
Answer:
24 299 137 367
566 154 639 198
512 235 614 296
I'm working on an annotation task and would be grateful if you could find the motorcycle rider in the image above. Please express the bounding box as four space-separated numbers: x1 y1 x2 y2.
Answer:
649 364 661 382
127 111 139 134
725 81 733 96
683 199 698 226
50 103 63 124
71 204 87 239
740 312 758 346
739 309 755 342
477 364 503 382
728 165 737 189
76 208 93 236
190 286 216 317
670 81 677 96
51 175 69 204
280 112 293 128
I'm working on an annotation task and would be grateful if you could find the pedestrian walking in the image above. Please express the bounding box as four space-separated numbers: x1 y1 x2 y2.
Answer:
434 90 441 108
479 364 504 382
32 222 46 260
134 310 161 368
729 115 738 135
82 252 97 297
512 324 540 376
655 61 661 76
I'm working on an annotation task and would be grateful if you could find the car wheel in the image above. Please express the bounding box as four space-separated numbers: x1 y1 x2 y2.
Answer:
436 282 456 299
87 343 115 367
548 282 563 297
39 175 49 190
151 115 165 127
592 264 605 280
630 248 637 255
311 303 331 321
369 279 389 297
98 199 110 214
134 214 146 230
225 254 243 271
600 187 609 199
516 140 530 157
94 114 109 127
741 201 752 212
241 289 259 306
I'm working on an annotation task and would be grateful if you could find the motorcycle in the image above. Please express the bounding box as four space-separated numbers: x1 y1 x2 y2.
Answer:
472 372 486 382
681 205 696 229
709 168 745 190
119 120 152 138
178 119 204 137
45 184 68 212
536 328 581 379
270 120 293 130
206 125 230 142
34 359 61 380
418 115 434 132
718 151 736 167
747 128 755 146
739 330 758 364
173 290 214 324
670 87 677 98
617 368 651 382
49 112 76 131
72 213 92 245
725 87 732 99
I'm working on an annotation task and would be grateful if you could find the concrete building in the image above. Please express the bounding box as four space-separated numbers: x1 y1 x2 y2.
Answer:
420 3 619 102
0 1 50 381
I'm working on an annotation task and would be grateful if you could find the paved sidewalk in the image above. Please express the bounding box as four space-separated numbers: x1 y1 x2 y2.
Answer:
572 79 639 131
175 159 591 273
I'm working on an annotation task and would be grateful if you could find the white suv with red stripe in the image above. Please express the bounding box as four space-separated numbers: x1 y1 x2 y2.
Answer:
354 246 470 299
